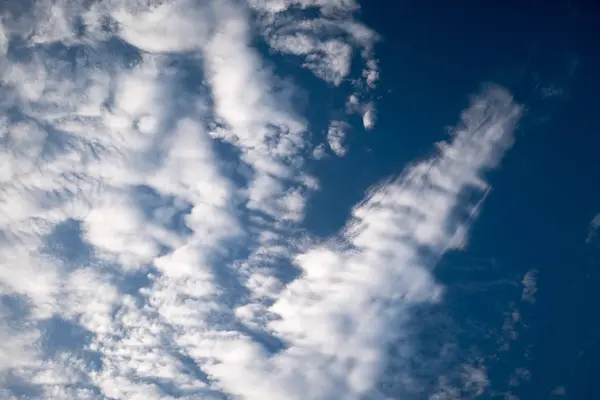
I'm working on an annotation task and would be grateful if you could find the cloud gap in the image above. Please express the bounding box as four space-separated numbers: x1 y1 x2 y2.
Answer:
42 218 93 265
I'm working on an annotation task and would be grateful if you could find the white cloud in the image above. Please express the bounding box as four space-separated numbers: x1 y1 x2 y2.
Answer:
521 269 538 303
362 104 376 130
312 143 328 159
0 0 524 399
250 0 380 131
326 120 350 156
113 0 212 54
0 20 8 57
586 213 600 243
346 95 377 130
29 2 76 45
250 0 378 87
0 313 41 375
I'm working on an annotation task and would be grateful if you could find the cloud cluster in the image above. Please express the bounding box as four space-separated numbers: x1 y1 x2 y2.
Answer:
326 120 350 157
0 1 523 399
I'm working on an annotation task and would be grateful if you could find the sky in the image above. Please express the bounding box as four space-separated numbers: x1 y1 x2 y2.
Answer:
0 0 599 399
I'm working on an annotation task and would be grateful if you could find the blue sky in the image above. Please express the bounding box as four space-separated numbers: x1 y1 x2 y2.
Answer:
0 0 599 399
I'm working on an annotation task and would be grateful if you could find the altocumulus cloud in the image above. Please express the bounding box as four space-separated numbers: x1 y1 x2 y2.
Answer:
0 0 522 399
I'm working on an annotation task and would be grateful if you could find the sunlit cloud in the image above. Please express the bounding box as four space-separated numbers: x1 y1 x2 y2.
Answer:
326 120 350 157
0 1 523 399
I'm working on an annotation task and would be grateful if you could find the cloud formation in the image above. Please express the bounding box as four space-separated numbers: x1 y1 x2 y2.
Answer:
586 213 600 243
326 120 350 157
0 1 523 399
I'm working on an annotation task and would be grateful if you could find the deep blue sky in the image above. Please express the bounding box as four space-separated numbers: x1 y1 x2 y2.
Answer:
303 0 600 398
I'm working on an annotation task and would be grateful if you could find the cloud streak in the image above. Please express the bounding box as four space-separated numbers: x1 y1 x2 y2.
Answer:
0 1 523 399
245 85 521 399
586 213 600 243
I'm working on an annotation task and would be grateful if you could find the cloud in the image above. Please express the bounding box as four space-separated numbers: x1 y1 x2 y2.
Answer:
586 213 600 243
250 0 379 87
551 386 567 396
312 143 328 159
326 120 350 156
0 21 7 56
206 85 522 399
113 0 213 54
0 1 524 399
521 269 538 303
346 95 377 130
362 103 377 130
250 0 380 132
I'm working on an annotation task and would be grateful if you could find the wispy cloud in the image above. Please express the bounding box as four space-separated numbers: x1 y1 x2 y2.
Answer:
551 386 567 396
586 213 600 243
0 1 523 399
424 262 539 400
